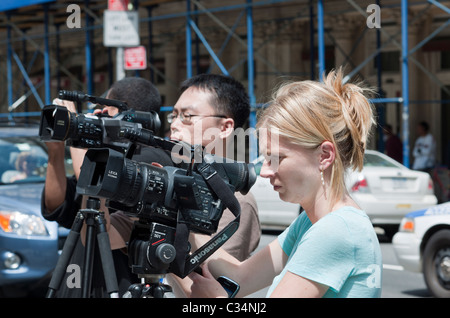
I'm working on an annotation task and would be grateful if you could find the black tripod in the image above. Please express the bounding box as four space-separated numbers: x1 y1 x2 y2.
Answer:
46 198 119 298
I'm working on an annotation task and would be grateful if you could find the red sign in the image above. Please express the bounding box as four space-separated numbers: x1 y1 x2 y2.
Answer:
124 46 147 70
108 0 129 11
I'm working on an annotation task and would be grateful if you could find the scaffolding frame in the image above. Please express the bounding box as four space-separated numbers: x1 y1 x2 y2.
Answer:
0 0 449 165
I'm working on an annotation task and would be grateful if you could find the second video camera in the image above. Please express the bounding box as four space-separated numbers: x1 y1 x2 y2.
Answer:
39 90 161 149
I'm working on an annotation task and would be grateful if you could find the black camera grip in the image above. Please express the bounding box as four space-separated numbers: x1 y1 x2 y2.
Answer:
171 161 241 278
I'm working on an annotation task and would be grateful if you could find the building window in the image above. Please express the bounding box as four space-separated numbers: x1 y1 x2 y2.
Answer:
374 51 400 72
441 51 450 70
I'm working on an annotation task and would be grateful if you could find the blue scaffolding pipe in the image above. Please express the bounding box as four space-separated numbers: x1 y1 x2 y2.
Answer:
160 106 173 112
55 24 61 92
343 39 392 84
206 9 245 74
141 0 294 24
0 111 42 118
247 0 257 162
401 0 410 168
12 50 44 108
428 0 450 15
370 98 403 104
43 4 51 105
410 99 450 104
146 6 155 83
189 20 229 75
317 0 325 80
409 18 450 56
43 4 51 104
0 0 54 12
85 0 93 95
309 0 315 80
6 13 13 114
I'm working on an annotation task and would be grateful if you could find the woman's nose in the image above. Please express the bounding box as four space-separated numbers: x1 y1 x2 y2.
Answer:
259 160 275 179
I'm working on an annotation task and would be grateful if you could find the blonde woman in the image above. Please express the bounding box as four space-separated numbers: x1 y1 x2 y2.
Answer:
188 69 382 298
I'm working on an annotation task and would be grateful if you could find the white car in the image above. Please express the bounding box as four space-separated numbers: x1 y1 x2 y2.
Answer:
251 150 438 236
347 150 438 238
393 202 450 298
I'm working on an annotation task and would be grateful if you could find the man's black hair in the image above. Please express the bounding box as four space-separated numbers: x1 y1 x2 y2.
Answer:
108 77 161 113
179 74 250 128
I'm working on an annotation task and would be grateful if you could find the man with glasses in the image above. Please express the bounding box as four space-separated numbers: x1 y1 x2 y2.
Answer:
165 73 261 297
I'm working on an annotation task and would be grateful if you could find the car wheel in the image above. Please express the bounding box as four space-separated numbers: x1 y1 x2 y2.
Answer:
422 229 450 298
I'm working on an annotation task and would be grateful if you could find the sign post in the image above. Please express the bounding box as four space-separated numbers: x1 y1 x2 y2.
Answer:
103 0 140 80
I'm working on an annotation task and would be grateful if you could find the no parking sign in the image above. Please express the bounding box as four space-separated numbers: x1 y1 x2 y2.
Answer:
124 46 147 70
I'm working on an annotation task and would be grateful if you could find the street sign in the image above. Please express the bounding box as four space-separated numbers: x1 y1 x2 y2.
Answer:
124 46 147 70
103 10 139 47
108 0 129 11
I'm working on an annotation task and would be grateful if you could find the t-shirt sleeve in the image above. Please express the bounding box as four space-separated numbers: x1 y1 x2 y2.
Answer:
41 175 81 229
280 214 355 293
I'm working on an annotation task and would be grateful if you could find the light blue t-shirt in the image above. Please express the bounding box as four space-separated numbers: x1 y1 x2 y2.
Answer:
266 206 382 298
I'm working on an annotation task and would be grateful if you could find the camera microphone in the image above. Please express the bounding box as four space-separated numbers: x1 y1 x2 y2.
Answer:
58 90 129 112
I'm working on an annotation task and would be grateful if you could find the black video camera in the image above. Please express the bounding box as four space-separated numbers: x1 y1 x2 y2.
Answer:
76 145 256 277
77 147 255 234
39 90 161 150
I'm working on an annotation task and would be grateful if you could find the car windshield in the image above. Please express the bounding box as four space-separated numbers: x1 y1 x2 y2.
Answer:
0 136 49 184
0 135 74 184
363 153 400 168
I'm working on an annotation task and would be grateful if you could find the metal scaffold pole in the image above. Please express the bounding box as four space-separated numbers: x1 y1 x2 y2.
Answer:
401 0 410 168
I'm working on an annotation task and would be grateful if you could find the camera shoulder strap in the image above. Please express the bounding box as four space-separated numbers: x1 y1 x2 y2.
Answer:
171 162 241 278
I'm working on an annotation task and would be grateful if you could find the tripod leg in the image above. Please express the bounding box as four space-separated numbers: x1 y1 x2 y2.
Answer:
82 213 96 298
46 212 84 298
95 213 119 298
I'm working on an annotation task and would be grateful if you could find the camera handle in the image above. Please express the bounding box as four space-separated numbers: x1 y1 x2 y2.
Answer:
171 161 241 278
58 90 128 112
46 197 119 298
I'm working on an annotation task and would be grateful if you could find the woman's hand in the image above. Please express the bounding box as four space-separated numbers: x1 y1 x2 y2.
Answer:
188 265 228 298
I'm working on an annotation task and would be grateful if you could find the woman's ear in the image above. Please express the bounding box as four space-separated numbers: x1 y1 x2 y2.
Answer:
319 141 335 170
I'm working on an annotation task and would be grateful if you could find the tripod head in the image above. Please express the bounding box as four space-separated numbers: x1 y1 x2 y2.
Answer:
123 275 175 298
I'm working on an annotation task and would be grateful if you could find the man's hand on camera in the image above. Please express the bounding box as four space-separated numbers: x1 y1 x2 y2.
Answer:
53 98 77 113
